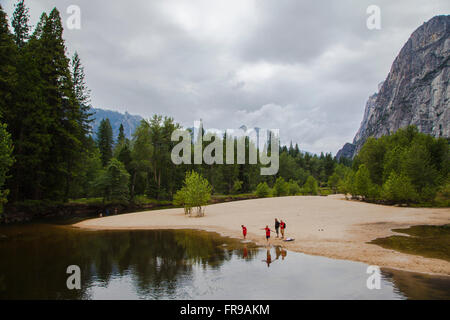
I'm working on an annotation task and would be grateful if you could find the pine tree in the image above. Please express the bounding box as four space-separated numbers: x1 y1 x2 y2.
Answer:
97 118 114 167
12 0 30 48
117 124 126 145
71 51 93 134
31 8 90 200
30 12 47 40
95 158 130 201
0 5 17 116
11 10 52 201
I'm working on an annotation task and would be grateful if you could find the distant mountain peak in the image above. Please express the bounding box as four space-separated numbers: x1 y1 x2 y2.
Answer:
90 108 143 141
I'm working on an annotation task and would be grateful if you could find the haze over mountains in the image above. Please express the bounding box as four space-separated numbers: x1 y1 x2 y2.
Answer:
337 15 450 159
90 108 142 140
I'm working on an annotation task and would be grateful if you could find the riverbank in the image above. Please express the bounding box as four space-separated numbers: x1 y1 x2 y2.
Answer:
74 195 450 276
1 194 258 224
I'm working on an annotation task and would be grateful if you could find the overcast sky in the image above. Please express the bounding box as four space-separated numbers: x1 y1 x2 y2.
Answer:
2 0 449 154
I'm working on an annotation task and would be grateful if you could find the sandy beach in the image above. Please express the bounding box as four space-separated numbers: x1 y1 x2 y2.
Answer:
74 195 450 276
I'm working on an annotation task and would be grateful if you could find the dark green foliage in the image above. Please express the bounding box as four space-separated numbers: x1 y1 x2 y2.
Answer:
11 0 30 48
34 8 90 201
1 3 92 202
117 124 126 146
0 5 17 119
0 122 14 213
97 119 114 167
71 51 93 135
95 158 130 201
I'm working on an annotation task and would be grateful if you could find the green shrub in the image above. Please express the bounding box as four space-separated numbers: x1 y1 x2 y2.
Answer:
327 172 340 194
303 176 318 195
319 188 332 196
382 172 419 204
256 182 271 198
231 180 243 194
288 180 301 195
355 164 372 199
273 177 289 196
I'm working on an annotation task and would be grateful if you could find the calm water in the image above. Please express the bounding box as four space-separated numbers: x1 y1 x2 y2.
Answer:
0 224 449 300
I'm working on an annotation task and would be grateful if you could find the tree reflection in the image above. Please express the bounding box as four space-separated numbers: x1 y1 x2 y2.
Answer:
0 225 258 299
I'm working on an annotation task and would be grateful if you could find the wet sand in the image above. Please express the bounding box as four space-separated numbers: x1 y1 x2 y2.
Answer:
74 195 450 276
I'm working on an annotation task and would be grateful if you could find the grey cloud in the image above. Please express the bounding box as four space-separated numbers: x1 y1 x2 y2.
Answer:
3 0 450 154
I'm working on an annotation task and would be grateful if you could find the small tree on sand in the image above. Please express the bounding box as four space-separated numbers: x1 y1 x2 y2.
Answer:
173 186 191 215
174 171 212 217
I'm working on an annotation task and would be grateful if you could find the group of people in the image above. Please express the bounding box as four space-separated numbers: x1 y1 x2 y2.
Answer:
99 207 119 218
241 218 287 244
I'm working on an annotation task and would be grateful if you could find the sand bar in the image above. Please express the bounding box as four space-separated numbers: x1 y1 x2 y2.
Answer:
74 195 450 276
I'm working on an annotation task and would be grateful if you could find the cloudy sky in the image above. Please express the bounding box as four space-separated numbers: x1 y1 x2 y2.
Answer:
2 0 449 154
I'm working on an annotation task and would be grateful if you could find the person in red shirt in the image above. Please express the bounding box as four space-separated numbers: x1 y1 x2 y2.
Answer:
241 225 247 239
280 220 286 239
261 225 275 244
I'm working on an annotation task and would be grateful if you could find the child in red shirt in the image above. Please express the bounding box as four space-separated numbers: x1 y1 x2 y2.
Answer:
241 225 247 239
261 225 275 244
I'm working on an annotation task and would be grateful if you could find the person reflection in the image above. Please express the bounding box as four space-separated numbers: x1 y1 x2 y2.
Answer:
274 246 287 262
281 248 287 260
275 246 281 260
262 249 272 268
243 246 248 259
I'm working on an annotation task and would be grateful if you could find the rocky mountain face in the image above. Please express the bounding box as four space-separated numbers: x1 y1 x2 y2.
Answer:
91 108 143 141
337 15 450 159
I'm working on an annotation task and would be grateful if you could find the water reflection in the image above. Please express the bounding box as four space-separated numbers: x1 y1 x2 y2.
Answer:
261 246 287 268
263 249 272 267
0 224 448 300
0 225 258 299
275 246 287 261
380 268 450 300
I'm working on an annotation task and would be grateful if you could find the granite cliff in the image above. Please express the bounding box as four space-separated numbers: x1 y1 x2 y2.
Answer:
337 15 449 159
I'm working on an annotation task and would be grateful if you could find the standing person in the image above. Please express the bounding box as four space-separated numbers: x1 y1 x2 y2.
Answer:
280 220 286 239
261 225 275 245
275 219 280 238
241 225 247 240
